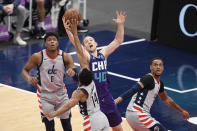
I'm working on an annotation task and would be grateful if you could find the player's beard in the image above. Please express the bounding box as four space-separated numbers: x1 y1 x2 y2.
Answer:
155 74 161 77
152 72 161 78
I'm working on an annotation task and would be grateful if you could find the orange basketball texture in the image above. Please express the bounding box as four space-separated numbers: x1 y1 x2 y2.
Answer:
64 8 82 23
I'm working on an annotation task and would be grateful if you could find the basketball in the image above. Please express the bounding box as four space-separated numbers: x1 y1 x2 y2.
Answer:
63 8 82 24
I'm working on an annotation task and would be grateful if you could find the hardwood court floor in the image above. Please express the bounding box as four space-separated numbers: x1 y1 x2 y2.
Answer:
0 84 132 131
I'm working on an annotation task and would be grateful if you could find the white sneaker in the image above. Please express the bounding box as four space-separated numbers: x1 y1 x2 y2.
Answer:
15 36 27 46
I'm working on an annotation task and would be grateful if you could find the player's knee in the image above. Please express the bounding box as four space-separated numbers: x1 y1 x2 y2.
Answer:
149 123 167 131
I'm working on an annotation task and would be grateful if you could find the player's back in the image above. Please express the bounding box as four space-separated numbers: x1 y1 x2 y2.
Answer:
78 81 100 115
78 81 109 131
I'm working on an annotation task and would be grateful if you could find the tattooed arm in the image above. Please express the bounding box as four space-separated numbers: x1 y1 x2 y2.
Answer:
159 91 190 120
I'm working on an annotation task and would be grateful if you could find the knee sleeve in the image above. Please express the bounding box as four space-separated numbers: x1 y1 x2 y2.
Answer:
149 123 167 131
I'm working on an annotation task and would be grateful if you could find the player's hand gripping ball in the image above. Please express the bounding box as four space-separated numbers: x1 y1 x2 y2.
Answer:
64 8 82 24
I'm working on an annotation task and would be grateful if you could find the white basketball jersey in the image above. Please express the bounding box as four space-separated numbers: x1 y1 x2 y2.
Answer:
37 49 66 93
78 81 100 116
127 73 161 113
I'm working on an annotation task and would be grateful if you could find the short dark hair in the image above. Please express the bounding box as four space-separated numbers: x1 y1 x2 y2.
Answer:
44 32 59 42
150 57 164 65
78 68 93 86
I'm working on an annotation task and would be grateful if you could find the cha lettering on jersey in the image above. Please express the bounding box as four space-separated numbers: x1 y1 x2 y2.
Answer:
92 60 107 71
91 61 107 82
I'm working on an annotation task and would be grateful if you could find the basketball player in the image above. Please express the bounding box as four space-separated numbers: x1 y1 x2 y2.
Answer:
21 32 77 131
44 68 110 131
62 10 126 131
115 57 190 131
44 29 109 130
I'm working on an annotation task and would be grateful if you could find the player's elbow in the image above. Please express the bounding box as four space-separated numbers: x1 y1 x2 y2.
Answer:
21 68 26 77
118 38 124 44
117 37 124 45
113 39 123 46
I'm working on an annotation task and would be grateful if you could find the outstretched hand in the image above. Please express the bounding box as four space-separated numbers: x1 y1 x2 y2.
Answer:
62 17 78 35
112 11 127 25
180 110 190 120
62 16 71 32
114 97 123 104
69 19 78 35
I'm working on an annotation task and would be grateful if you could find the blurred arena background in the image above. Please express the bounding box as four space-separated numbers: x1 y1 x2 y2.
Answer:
0 0 197 131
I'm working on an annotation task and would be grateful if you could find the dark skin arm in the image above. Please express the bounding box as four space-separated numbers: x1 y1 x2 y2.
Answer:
21 52 41 86
44 89 87 118
159 91 190 120
63 52 76 77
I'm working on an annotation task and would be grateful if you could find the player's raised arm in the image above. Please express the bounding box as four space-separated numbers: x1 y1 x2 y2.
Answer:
62 8 82 47
100 11 126 59
69 19 89 69
62 17 75 46
62 17 90 68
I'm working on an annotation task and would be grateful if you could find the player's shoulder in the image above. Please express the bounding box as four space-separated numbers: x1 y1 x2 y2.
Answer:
97 51 106 59
77 87 89 98
62 51 70 57
140 74 154 88
29 51 42 65
32 51 42 59
141 74 154 81
61 51 71 60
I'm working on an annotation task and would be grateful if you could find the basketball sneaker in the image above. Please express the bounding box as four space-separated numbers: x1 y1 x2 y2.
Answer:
36 28 46 39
